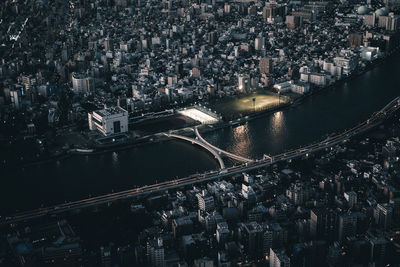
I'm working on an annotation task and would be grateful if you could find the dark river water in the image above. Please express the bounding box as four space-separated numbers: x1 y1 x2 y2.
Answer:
2 53 400 215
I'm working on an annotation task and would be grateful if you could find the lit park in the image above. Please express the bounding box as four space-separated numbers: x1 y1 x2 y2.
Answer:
211 91 289 118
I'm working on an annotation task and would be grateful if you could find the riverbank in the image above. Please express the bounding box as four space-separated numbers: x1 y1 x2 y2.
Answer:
4 48 400 170
2 50 400 215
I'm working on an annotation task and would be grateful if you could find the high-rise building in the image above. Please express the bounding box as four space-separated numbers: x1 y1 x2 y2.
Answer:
168 75 178 87
147 237 165 267
364 13 376 26
255 37 265 51
196 191 215 212
344 191 357 208
241 222 264 259
310 209 337 240
387 13 400 31
259 58 273 74
10 89 22 110
338 213 357 241
104 37 112 51
263 228 273 253
22 75 35 91
224 3 230 14
286 182 310 205
374 203 393 230
390 198 400 220
172 217 193 239
269 248 290 267
367 235 389 265
285 15 302 29
238 74 250 92
349 33 363 48
208 31 216 45
216 222 230 244
292 10 314 22
263 4 286 21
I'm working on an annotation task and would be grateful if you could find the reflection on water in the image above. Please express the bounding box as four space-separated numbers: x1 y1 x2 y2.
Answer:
204 51 400 159
229 124 251 158
112 152 119 168
271 111 284 136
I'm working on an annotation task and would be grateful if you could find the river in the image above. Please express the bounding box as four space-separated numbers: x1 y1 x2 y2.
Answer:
1 52 400 215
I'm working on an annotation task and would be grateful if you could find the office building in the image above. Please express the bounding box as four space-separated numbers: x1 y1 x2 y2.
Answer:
374 203 393 230
269 248 290 267
310 209 337 240
241 222 264 259
344 191 357 208
338 213 357 241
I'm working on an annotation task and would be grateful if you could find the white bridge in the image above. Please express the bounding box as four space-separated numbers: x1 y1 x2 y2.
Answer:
165 127 261 169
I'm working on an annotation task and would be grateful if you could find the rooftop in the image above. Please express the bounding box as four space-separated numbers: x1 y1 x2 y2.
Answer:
94 106 127 117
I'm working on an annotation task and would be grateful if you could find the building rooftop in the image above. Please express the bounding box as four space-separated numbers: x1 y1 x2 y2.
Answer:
94 106 127 117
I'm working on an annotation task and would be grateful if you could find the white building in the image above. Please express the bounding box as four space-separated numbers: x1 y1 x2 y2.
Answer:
238 74 250 92
71 72 94 94
323 61 343 78
273 81 292 93
274 81 310 94
196 191 215 212
307 73 327 87
360 47 379 61
88 106 128 136
291 82 310 94
333 56 358 75
241 184 256 200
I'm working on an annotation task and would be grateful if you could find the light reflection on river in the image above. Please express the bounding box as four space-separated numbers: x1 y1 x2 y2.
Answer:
2 52 400 214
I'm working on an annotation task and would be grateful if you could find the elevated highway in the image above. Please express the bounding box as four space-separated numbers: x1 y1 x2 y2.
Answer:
1 96 399 226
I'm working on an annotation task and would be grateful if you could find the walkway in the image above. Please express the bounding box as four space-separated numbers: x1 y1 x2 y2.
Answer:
165 133 226 169
194 127 253 162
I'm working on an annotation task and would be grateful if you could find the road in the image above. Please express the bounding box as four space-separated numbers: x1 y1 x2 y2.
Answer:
1 96 399 226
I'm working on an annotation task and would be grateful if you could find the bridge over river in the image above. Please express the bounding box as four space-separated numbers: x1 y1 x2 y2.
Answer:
1 97 399 226
165 128 255 169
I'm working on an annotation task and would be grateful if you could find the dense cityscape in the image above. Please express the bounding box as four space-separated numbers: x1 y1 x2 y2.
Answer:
1 0 400 266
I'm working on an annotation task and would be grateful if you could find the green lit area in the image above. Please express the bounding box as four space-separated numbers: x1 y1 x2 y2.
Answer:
211 91 289 119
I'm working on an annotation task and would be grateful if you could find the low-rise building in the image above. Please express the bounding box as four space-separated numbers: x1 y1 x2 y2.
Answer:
88 106 128 136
